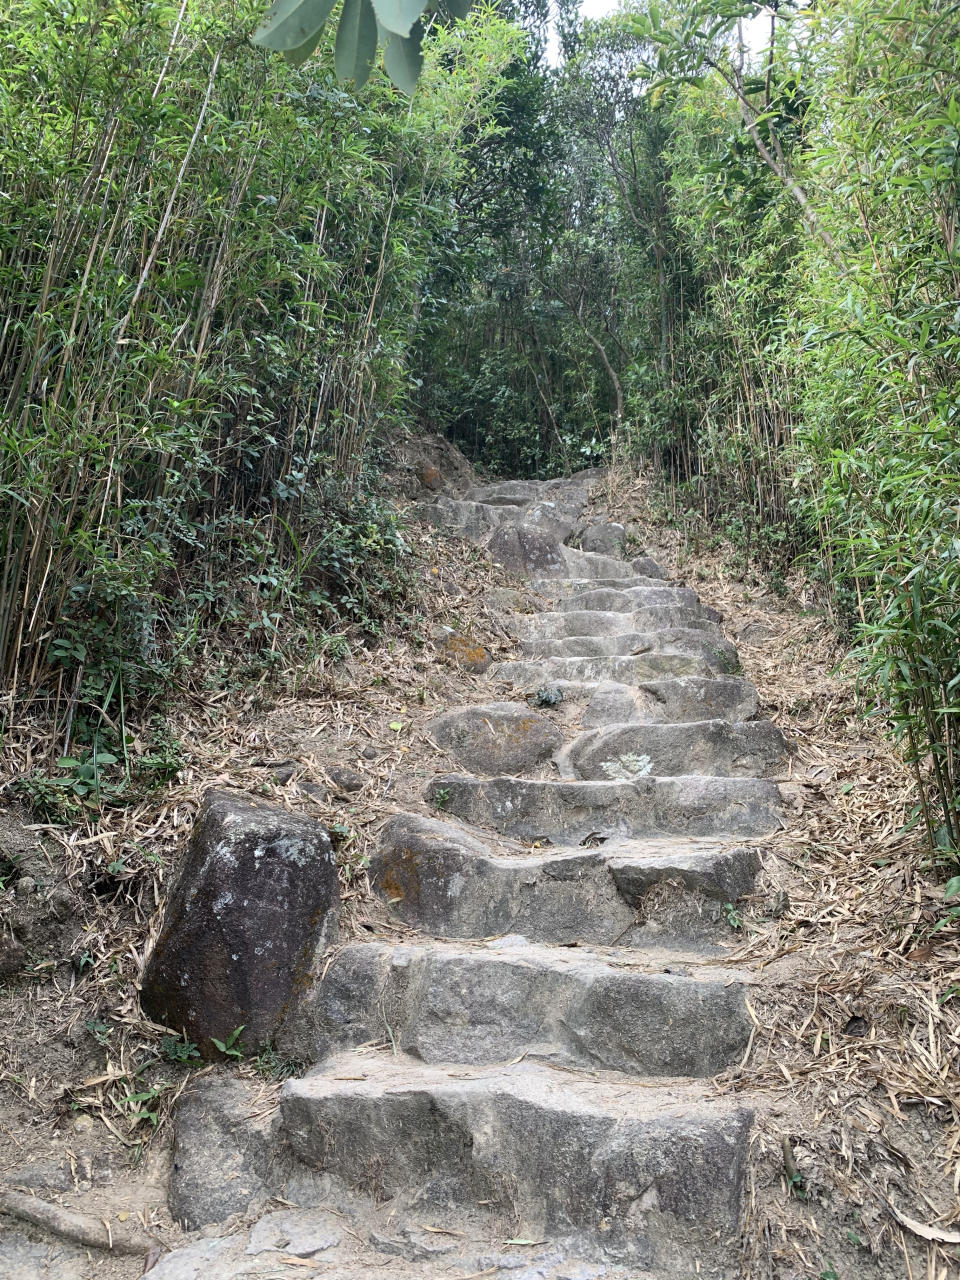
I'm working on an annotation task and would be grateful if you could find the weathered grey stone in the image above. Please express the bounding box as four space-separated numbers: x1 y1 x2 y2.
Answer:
581 682 650 728
512 607 712 642
279 939 750 1077
567 675 762 729
560 547 635 581
425 773 783 842
608 840 762 905
418 495 500 540
420 487 590 545
488 586 531 613
0 1232 86 1280
486 524 568 577
372 814 637 943
578 523 626 556
492 651 726 686
630 675 759 724
443 631 493 673
468 478 590 508
281 1055 752 1260
465 480 543 504
553 585 701 612
428 702 563 775
631 556 667 579
534 576 680 597
370 815 760 942
523 500 589 541
140 791 339 1055
147 1220 644 1280
246 1208 342 1256
564 719 788 780
169 1078 281 1228
520 628 735 666
327 765 364 793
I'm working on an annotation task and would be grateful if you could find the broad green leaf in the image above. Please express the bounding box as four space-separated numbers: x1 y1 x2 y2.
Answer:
383 23 423 94
370 0 424 37
444 0 473 17
944 876 960 900
335 0 378 87
252 0 337 53
284 26 328 67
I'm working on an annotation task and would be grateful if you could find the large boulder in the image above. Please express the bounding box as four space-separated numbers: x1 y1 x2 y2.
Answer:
578 522 626 556
428 702 562 775
395 432 478 497
140 791 339 1056
485 523 566 577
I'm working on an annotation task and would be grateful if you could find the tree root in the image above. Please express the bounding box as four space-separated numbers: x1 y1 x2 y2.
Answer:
0 1187 159 1256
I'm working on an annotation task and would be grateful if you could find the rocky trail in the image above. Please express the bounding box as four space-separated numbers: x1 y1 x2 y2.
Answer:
2 468 956 1280
143 473 788 1280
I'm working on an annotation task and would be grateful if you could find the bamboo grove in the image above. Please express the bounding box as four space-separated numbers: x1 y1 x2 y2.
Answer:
2 0 958 859
416 0 960 860
0 0 523 773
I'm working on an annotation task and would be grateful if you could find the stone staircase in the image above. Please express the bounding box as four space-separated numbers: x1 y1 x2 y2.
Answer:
152 476 787 1280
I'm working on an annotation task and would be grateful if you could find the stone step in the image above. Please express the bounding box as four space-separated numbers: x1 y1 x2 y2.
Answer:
586 676 760 726
512 606 714 640
561 718 788 780
533 575 681 596
519 676 759 727
427 701 563 775
413 496 509 543
425 773 782 842
280 938 750 1078
557 546 636 581
155 1074 676 1279
521 627 735 664
419 495 583 544
371 814 762 946
465 479 588 505
280 1054 752 1266
551 585 703 612
492 650 737 686
147 1230 671 1280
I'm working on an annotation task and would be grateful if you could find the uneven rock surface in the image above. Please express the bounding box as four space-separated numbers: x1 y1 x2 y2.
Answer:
140 791 339 1055
150 473 789 1279
428 701 564 774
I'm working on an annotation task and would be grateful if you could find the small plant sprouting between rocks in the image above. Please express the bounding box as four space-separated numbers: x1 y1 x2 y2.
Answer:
722 902 743 931
211 1026 245 1061
533 686 564 709
161 1035 201 1065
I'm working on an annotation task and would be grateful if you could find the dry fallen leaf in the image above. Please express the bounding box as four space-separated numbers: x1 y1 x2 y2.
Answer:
888 1205 960 1245
907 944 935 961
